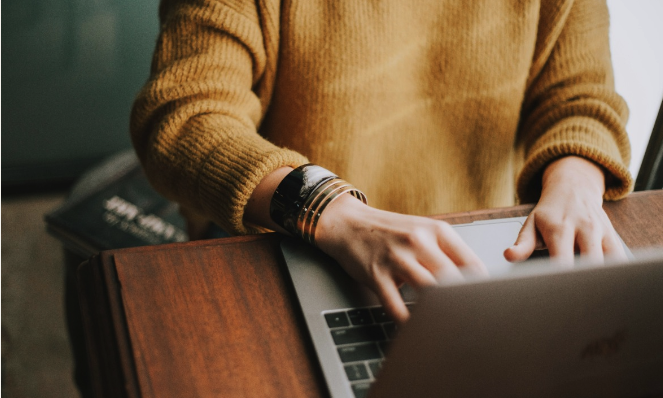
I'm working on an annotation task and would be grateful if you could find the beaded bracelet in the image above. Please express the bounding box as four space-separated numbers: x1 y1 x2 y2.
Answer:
270 164 367 245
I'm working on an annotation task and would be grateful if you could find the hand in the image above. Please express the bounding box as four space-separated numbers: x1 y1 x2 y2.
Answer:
244 166 487 323
315 194 488 324
504 156 627 264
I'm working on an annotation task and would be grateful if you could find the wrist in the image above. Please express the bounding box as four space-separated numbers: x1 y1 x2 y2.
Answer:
267 164 367 245
245 167 294 234
315 193 374 250
542 156 605 198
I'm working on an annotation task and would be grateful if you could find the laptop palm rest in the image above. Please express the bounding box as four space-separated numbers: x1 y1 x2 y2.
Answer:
281 217 528 398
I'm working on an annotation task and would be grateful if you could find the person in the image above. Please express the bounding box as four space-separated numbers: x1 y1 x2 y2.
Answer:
130 0 632 324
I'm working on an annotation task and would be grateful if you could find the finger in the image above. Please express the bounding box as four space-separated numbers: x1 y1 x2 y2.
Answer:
416 247 466 283
373 277 410 324
602 230 628 261
504 215 538 263
395 257 438 289
436 261 466 283
576 227 603 263
433 223 488 276
544 224 575 265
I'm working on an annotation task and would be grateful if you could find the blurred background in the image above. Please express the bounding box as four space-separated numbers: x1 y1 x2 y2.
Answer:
2 0 662 397
2 0 160 396
2 0 159 191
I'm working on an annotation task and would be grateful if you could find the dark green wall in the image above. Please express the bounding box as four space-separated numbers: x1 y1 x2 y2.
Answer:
2 0 160 188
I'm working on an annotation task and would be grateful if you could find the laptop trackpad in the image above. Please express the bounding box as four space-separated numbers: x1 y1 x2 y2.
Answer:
453 220 524 277
399 219 526 301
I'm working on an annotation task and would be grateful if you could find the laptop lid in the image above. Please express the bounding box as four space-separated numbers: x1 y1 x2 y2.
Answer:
369 251 663 398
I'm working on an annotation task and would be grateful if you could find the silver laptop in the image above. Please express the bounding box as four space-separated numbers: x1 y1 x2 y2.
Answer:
280 217 662 398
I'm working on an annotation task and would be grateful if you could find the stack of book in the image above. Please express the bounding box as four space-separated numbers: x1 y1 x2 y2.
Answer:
45 150 188 258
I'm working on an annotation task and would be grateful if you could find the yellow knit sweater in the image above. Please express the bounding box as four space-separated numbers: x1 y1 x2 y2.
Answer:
131 0 632 235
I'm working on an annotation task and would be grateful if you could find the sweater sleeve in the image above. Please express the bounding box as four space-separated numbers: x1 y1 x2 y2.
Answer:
516 0 632 203
130 0 308 235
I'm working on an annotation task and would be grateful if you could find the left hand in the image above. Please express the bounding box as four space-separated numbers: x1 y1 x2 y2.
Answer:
504 156 627 264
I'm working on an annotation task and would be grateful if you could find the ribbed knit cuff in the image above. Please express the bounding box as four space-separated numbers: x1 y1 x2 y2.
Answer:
517 119 633 204
196 130 309 235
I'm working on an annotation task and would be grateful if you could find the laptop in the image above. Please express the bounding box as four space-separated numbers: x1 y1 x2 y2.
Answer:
280 217 663 398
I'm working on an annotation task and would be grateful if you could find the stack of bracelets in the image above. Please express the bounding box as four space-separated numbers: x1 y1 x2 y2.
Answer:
270 164 368 246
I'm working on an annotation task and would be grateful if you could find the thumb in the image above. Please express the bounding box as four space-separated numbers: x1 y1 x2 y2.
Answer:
504 215 538 262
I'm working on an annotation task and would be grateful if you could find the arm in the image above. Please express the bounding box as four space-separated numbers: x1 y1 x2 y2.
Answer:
133 1 486 324
130 0 307 236
245 167 488 324
507 0 632 262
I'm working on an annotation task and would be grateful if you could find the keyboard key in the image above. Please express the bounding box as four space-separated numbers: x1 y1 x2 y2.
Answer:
338 343 382 362
331 325 386 345
370 307 391 323
347 309 373 325
325 312 350 328
383 322 398 340
352 383 372 398
344 363 370 381
368 360 383 378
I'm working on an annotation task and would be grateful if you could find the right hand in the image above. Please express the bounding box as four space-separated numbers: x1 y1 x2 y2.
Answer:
315 194 488 324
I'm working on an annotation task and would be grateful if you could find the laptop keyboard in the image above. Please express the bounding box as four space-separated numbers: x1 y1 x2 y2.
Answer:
324 305 411 398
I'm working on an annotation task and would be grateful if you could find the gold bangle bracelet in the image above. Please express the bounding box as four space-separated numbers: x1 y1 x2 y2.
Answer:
299 179 351 243
297 180 343 233
297 179 345 229
306 184 367 245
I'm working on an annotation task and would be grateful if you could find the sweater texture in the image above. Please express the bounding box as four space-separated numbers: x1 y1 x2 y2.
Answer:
131 0 632 235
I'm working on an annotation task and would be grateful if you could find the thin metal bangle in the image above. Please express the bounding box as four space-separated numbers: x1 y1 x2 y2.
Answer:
300 180 351 243
307 186 367 245
297 179 345 237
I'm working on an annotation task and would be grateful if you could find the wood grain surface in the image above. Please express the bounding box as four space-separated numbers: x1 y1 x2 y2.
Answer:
112 237 327 398
79 190 663 398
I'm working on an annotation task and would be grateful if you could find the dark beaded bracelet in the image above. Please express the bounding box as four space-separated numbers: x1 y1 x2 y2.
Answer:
270 164 337 236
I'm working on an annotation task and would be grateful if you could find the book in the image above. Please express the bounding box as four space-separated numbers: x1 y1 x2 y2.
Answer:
45 150 188 258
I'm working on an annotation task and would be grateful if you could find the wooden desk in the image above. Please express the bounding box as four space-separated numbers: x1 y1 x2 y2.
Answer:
78 191 663 398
